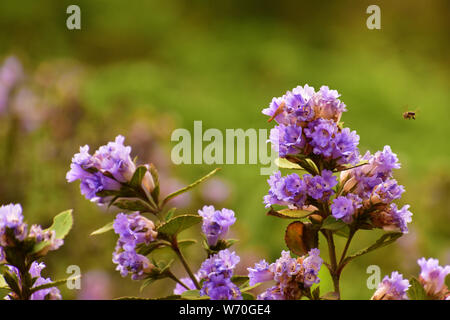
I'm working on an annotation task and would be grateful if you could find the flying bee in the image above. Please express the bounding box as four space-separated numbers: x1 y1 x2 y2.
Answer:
267 101 286 123
402 111 417 120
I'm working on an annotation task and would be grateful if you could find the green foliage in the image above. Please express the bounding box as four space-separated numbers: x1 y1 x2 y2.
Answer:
157 214 202 237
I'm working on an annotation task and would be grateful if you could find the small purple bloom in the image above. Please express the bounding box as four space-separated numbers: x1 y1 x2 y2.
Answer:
269 123 304 157
200 274 242 300
113 212 157 251
198 206 236 247
304 170 337 201
417 257 450 297
28 262 62 300
0 203 27 244
247 260 274 286
305 119 338 157
390 204 412 234
258 285 285 300
371 179 405 204
199 249 241 300
331 194 362 223
371 271 410 300
112 247 153 280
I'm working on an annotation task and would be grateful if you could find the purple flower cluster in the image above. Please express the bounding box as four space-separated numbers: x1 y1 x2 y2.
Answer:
198 249 242 300
112 212 157 280
248 249 322 300
0 203 63 252
264 170 337 208
198 205 236 246
373 257 450 300
371 271 410 300
29 262 62 300
335 146 412 233
66 135 154 203
418 257 450 299
264 85 359 164
5 262 61 300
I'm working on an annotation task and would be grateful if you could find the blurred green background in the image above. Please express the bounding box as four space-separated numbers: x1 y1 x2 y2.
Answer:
0 0 449 299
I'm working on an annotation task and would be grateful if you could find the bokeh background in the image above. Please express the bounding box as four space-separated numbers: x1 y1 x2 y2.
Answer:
0 0 449 299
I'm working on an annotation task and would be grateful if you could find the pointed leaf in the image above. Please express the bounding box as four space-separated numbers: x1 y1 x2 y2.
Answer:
321 216 347 231
275 158 305 170
30 275 81 294
129 166 148 189
342 232 402 266
165 208 176 221
161 168 221 206
48 209 73 240
112 198 152 212
90 221 114 236
157 215 202 236
334 160 369 172
267 207 315 220
407 277 428 300
181 289 209 300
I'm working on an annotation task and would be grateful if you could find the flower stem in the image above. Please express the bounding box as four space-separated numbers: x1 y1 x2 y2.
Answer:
172 238 201 290
167 270 190 291
325 230 341 298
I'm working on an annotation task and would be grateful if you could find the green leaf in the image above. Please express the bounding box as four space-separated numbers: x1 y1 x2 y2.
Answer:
136 241 169 256
334 160 369 172
149 163 160 203
30 275 81 294
140 278 156 292
112 198 151 212
407 277 428 300
241 283 261 292
2 271 20 295
321 216 347 231
90 221 114 236
267 207 315 220
342 232 402 266
334 225 351 238
304 158 320 175
161 168 221 206
284 221 318 256
129 165 148 189
165 208 176 221
274 158 305 170
242 292 256 300
181 289 209 300
0 286 10 299
48 209 73 240
231 275 249 287
157 214 202 236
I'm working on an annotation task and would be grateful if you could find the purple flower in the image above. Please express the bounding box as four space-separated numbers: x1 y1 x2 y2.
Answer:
371 271 410 300
302 248 323 287
199 249 241 300
112 247 153 280
304 170 337 201
417 258 450 297
67 136 155 203
29 224 64 252
247 260 274 286
263 171 307 208
200 274 242 300
390 204 412 234
333 128 360 165
66 146 121 202
113 212 157 251
269 123 304 157
198 205 236 247
371 179 405 204
258 286 285 300
305 119 338 157
28 262 62 300
200 249 240 279
0 203 27 244
92 135 136 183
331 194 362 223
309 85 346 122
